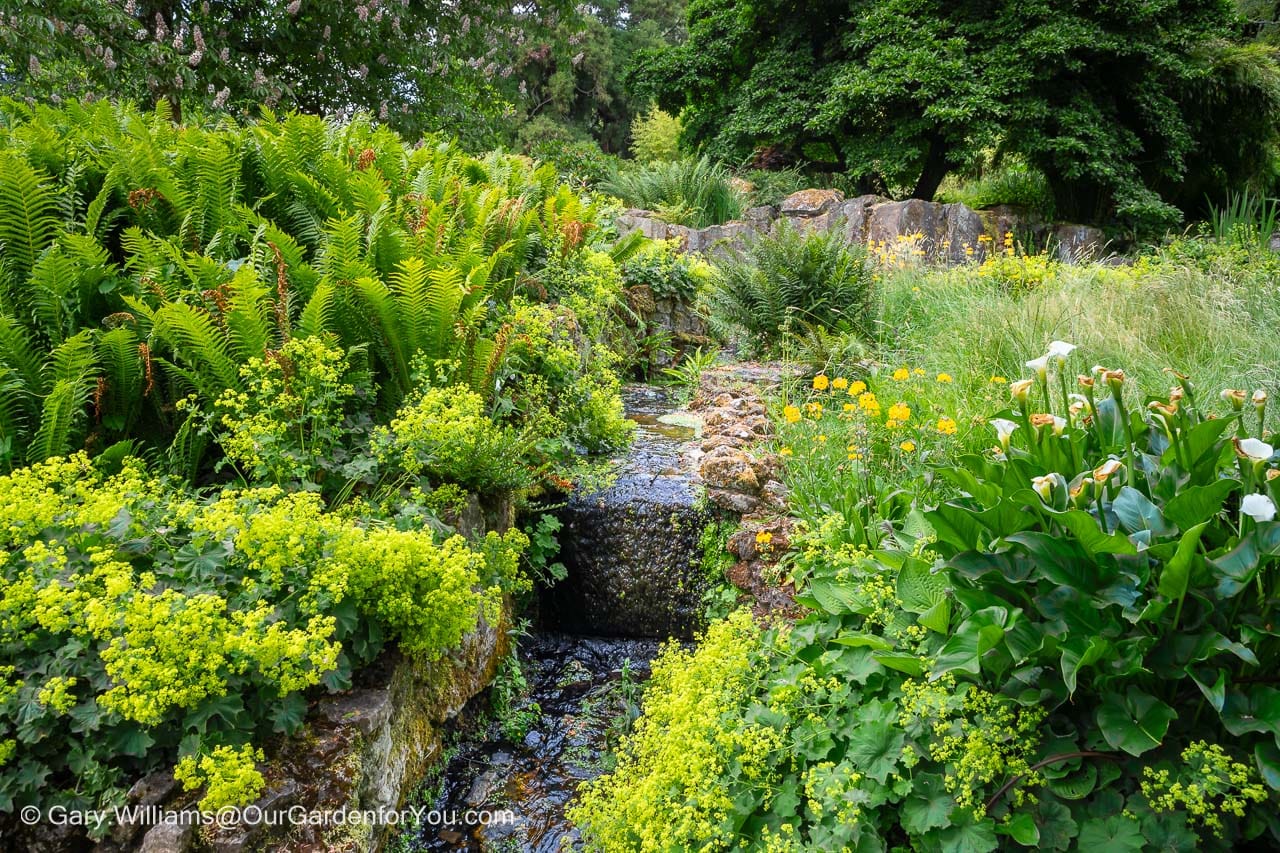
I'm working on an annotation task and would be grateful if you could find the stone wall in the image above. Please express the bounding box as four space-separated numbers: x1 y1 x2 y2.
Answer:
616 190 1107 264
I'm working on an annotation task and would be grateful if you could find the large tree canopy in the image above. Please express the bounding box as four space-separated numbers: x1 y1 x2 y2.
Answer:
634 0 1280 226
1 0 565 144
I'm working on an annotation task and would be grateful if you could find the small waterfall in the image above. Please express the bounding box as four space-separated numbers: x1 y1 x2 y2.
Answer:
401 384 712 852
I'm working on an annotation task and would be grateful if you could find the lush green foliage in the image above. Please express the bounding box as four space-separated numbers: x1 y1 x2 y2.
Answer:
601 156 744 226
574 346 1280 850
618 238 708 301
0 100 633 482
937 157 1056 219
0 453 526 819
704 223 875 358
635 0 1280 228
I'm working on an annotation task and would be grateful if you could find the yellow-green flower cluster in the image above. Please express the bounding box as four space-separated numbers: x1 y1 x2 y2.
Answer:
1141 741 1268 838
570 611 764 851
174 744 267 811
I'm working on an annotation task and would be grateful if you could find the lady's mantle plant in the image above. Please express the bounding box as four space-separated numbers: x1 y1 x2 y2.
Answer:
0 453 526 821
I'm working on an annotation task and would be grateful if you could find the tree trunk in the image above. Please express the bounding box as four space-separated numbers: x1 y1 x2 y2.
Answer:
911 134 951 201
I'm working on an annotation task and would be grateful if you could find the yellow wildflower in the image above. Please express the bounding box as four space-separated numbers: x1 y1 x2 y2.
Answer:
779 446 793 457
755 530 773 547
936 373 953 383
849 380 867 396
783 405 801 424
936 417 958 435
899 440 916 453
990 375 1007 384
813 375 830 391
892 368 910 382
888 402 911 422
832 377 848 390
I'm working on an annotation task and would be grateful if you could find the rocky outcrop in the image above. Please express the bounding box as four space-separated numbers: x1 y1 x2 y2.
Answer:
616 193 1108 264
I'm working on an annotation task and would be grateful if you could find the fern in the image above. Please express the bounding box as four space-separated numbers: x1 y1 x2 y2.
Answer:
153 302 242 395
0 152 61 316
27 377 92 463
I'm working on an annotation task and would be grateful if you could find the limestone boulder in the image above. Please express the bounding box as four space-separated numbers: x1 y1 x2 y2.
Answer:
840 195 891 246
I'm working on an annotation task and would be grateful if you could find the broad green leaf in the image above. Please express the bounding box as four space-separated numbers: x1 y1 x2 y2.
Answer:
929 502 989 551
1048 763 1097 800
1256 740 1280 791
918 598 951 633
807 578 864 615
1077 816 1145 851
901 772 952 834
937 819 998 853
1096 688 1177 756
1112 487 1176 538
896 558 948 612
1191 668 1227 712
1035 797 1079 850
1221 686 1280 738
1163 478 1238 530
1052 508 1137 555
999 811 1040 846
1060 636 1111 696
1157 521 1208 600
1004 532 1097 589
832 633 894 651
933 607 1012 677
872 651 924 677
1181 416 1235 469
844 718 904 784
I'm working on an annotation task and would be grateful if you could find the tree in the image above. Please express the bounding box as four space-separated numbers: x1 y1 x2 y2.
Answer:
634 0 1280 227
0 0 565 145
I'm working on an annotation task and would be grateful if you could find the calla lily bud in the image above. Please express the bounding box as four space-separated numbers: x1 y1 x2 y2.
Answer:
1069 393 1092 413
1101 369 1126 393
1094 459 1124 483
1221 388 1247 410
1010 379 1033 403
1069 476 1094 507
1168 385 1184 403
1266 468 1279 481
1148 400 1178 418
1029 413 1056 429
1077 375 1095 389
1032 474 1055 502
1253 389 1268 412
1241 493 1278 523
1234 437 1275 463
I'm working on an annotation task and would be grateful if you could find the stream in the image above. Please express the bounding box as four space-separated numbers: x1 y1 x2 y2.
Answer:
398 385 699 852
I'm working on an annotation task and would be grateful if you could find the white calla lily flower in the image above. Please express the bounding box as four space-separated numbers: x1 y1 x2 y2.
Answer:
991 418 1019 447
1026 355 1050 376
1235 438 1275 463
1241 493 1277 523
1048 340 1077 363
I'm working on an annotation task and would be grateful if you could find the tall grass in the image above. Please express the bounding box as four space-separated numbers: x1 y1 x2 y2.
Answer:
601 156 745 227
874 254 1280 436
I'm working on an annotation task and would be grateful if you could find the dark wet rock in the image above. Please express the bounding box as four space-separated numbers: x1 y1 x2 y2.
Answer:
406 634 663 853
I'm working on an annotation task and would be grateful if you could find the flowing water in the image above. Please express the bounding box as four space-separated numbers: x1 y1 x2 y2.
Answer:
399 386 699 852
